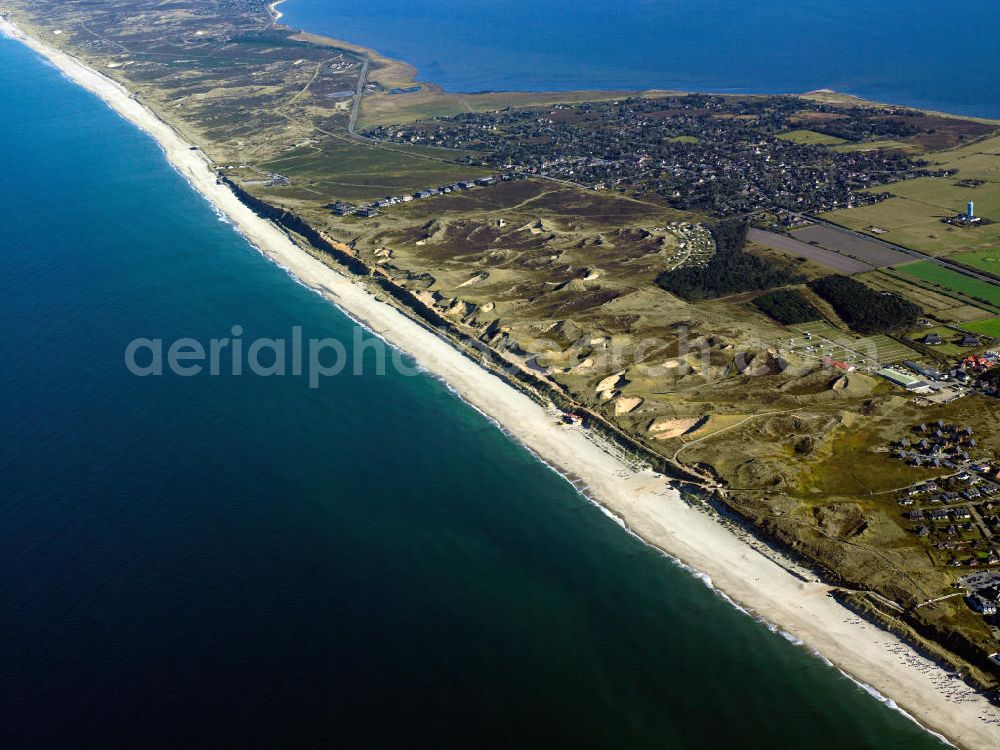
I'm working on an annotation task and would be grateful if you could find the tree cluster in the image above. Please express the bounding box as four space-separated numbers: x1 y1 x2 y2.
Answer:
808 275 921 334
656 221 801 301
751 289 821 324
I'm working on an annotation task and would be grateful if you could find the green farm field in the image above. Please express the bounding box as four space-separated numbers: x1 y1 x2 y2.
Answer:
823 134 1000 256
959 317 1000 339
897 261 1000 306
952 247 1000 275
857 269 998 321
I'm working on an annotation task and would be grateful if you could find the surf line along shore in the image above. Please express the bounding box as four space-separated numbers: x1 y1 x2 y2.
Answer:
2 14 997 749
268 1 287 23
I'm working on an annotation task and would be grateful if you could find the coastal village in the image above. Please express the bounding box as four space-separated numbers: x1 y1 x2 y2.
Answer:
887 421 1000 615
365 95 971 216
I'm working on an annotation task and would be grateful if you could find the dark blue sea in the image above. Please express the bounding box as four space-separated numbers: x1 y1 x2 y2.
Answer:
283 0 1000 118
0 21 954 750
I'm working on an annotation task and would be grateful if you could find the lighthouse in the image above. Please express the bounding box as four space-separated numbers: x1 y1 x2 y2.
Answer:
968 200 976 220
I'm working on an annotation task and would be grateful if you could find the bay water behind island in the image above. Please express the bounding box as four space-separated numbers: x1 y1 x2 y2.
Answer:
0 22 961 750
283 0 1000 118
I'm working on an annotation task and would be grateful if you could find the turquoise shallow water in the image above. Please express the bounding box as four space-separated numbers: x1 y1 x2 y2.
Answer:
0 33 952 749
283 0 1000 118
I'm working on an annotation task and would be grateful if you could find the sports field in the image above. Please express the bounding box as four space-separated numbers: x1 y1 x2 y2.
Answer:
896 261 1000 307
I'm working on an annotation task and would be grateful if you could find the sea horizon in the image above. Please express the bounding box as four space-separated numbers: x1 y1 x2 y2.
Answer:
280 0 1000 119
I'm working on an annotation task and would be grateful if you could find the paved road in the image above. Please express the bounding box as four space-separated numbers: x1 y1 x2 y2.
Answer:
970 503 994 540
348 57 369 138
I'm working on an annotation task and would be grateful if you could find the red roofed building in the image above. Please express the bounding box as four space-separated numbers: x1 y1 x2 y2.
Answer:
822 357 856 373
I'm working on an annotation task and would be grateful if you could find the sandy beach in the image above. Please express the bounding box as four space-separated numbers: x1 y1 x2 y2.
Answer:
2 14 999 749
